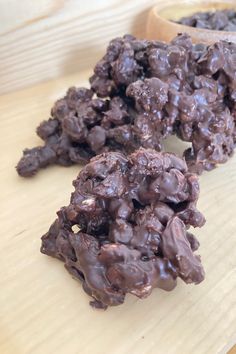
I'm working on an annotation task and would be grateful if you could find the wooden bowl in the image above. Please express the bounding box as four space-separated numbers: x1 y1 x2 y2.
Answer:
146 0 236 44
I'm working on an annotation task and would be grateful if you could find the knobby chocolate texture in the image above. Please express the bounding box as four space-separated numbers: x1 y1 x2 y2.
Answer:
177 9 236 32
41 149 205 309
17 33 236 176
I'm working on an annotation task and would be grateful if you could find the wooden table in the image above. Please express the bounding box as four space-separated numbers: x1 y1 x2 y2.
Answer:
0 71 236 354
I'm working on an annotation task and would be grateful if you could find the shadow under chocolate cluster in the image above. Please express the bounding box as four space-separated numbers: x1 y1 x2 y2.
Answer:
17 33 236 177
41 149 205 309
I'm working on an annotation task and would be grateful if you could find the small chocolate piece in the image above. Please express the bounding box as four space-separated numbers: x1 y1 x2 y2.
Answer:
17 34 236 177
176 9 236 32
41 149 205 309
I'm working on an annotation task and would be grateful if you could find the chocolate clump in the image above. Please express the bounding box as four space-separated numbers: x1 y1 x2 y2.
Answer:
176 9 236 32
41 149 205 309
17 34 236 176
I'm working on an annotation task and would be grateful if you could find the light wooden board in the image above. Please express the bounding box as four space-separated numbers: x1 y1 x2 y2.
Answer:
0 71 236 354
0 0 157 95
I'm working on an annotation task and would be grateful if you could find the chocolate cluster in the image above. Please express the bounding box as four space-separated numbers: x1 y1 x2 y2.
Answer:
177 9 236 31
41 149 205 309
17 34 236 176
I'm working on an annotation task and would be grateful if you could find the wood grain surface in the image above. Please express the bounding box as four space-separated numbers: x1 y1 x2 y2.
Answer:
0 71 236 354
0 0 157 95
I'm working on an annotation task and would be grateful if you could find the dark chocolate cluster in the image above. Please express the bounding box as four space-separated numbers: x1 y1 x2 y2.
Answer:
41 149 205 309
177 9 236 32
17 34 236 176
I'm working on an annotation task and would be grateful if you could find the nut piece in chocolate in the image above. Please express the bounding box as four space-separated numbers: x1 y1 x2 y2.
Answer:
41 149 205 309
17 34 236 177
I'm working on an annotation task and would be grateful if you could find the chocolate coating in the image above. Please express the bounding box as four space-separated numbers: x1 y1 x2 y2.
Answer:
176 9 236 32
17 34 236 176
41 149 205 308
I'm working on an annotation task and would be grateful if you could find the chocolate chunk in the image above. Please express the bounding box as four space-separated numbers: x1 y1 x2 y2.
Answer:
161 217 204 284
17 34 236 177
41 149 205 308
